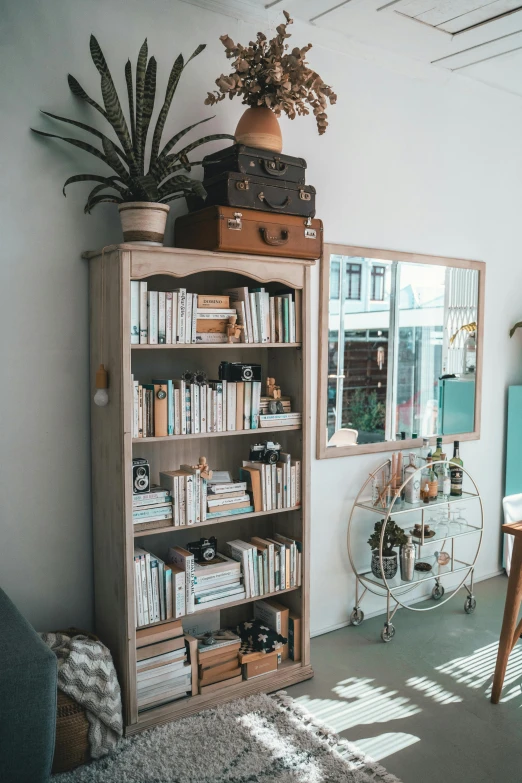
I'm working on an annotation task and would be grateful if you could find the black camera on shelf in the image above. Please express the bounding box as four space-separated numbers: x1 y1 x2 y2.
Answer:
132 457 150 494
219 361 262 383
249 441 282 465
187 537 218 563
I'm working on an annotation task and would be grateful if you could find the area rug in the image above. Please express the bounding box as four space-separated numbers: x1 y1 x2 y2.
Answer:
54 691 401 783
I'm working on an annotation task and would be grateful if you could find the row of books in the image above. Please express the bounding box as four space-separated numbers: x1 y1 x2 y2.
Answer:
228 533 303 598
129 284 300 345
240 457 301 512
136 621 191 710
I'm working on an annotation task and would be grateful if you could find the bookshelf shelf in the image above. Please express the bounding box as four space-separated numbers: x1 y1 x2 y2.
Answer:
131 342 302 350
134 505 302 537
133 424 301 443
137 585 301 631
88 243 314 733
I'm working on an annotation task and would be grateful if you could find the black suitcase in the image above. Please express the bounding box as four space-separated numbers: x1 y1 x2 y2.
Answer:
198 171 316 218
202 144 307 185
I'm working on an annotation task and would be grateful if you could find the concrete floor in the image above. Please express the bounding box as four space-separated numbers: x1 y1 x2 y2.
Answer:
287 575 521 783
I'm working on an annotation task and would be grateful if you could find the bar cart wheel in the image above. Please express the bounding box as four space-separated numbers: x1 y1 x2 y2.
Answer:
464 596 477 614
381 623 395 643
350 608 365 626
432 582 445 601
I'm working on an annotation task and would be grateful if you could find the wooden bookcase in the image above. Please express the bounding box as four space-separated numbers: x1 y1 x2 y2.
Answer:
84 244 315 734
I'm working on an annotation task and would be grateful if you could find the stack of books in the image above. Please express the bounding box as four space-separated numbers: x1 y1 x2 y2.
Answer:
240 454 301 512
226 532 302 599
136 621 191 710
206 477 253 520
193 554 245 608
134 547 172 627
198 634 242 694
132 486 173 530
130 284 300 345
131 376 266 438
160 464 208 526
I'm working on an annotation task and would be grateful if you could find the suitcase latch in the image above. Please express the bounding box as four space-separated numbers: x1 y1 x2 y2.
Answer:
299 189 311 201
227 212 243 230
304 217 316 239
236 179 249 191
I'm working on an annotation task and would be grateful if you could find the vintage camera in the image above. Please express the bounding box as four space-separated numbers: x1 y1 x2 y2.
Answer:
132 457 150 494
249 440 281 465
187 537 218 563
219 361 262 383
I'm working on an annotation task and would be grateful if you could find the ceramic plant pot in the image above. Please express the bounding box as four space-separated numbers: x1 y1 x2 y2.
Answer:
235 106 282 153
118 202 170 245
371 549 398 580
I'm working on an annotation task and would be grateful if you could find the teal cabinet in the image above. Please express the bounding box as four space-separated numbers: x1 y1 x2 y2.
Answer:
506 386 522 497
439 377 475 435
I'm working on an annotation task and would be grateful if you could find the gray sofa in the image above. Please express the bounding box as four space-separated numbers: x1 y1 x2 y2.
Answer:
0 588 57 783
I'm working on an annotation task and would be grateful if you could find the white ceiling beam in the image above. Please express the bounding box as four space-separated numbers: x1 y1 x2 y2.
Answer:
309 0 357 23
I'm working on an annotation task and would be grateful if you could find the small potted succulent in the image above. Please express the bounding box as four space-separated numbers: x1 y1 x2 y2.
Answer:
204 11 336 153
368 518 407 580
32 36 233 244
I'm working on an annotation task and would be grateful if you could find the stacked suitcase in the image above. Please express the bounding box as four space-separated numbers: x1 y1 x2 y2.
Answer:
174 144 323 260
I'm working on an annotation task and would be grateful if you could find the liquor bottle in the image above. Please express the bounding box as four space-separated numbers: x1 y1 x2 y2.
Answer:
404 453 421 505
431 437 443 463
420 437 431 463
426 457 438 501
450 441 463 496
438 454 451 500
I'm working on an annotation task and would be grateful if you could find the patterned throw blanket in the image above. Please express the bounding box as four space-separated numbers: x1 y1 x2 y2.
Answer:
41 631 123 758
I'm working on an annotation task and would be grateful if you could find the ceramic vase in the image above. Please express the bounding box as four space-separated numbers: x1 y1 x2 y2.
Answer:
371 549 398 580
235 106 282 153
118 202 170 245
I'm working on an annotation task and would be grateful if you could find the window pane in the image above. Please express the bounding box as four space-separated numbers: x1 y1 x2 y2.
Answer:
396 263 445 437
330 260 340 300
346 263 361 300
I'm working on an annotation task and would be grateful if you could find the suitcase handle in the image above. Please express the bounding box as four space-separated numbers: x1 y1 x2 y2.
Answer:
258 192 291 211
260 227 289 246
261 159 288 177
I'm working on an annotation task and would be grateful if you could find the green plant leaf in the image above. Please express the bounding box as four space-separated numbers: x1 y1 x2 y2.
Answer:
152 116 213 175
100 74 136 170
185 43 206 66
139 57 157 166
84 181 124 210
67 74 107 118
158 175 205 200
102 137 131 184
31 128 109 164
84 193 123 213
125 60 136 148
135 174 159 201
135 39 148 172
150 53 183 165
157 160 203 188
62 173 127 197
175 132 234 162
40 111 128 163
158 192 187 204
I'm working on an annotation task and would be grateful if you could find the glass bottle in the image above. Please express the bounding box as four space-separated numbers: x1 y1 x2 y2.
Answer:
438 454 451 500
426 457 438 501
450 441 463 497
420 437 431 463
431 437 443 463
404 453 421 505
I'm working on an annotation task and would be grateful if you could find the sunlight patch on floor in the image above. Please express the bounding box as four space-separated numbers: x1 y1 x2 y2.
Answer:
352 732 420 761
293 677 421 733
435 641 522 696
405 676 462 704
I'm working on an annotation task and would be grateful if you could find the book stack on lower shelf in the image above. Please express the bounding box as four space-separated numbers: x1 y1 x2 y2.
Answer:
133 487 173 528
197 634 242 694
136 621 191 711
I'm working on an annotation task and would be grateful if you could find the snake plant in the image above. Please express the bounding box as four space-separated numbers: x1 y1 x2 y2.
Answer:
32 36 233 212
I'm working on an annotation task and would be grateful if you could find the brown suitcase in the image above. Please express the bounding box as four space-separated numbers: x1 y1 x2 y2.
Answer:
175 206 322 260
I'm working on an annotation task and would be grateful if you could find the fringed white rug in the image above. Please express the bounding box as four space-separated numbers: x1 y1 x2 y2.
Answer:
55 691 401 782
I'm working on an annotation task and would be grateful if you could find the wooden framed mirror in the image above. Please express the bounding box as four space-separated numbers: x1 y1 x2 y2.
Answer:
317 243 485 459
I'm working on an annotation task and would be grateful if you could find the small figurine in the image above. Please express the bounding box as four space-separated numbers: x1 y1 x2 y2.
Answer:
193 456 213 480
266 377 281 399
226 315 244 343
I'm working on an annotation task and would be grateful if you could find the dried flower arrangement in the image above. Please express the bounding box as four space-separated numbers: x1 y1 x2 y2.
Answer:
204 11 337 136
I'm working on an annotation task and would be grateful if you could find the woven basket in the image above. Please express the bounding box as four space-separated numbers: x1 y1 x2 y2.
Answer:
51 628 98 774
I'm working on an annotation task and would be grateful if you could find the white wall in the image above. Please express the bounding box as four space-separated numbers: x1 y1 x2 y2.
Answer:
2 0 522 633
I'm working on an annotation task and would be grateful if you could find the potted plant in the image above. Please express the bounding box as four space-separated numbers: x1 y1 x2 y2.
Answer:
367 518 407 580
32 36 233 244
204 11 336 153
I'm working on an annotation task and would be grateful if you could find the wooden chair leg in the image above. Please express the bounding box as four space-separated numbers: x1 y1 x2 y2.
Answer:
491 537 522 703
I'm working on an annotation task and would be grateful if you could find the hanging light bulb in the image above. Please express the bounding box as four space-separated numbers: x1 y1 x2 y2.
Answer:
94 363 109 407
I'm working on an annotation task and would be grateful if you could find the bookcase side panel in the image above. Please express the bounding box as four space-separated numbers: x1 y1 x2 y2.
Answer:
90 249 135 725
301 265 312 667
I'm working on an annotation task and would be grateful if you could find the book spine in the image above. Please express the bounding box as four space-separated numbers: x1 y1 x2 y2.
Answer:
251 381 261 429
289 297 295 343
194 473 201 525
264 292 270 343
276 297 283 343
174 570 185 618
195 333 228 343
150 557 160 622
165 292 173 344
249 292 259 343
186 475 195 525
251 549 259 597
243 382 252 430
132 380 139 438
207 385 213 432
291 464 297 507
134 556 144 627
227 382 236 432
179 477 186 526
187 554 195 613
174 388 181 435
200 384 207 434
276 466 283 509
158 292 166 343
193 384 200 434
222 380 227 431
171 291 178 343
192 293 197 343
132 491 169 504
185 386 191 435
173 476 179 527
265 465 272 512
274 552 280 591
269 296 276 343
207 494 251 507
140 556 149 624
148 291 158 344
206 505 253 519
167 379 174 436
177 289 186 343
130 281 140 344
261 549 268 596
201 478 207 523
207 482 247 495
294 460 301 506
139 282 148 343
185 291 192 344
282 297 289 343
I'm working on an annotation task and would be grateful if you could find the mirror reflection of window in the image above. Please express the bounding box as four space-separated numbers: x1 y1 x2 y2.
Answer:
326 254 480 448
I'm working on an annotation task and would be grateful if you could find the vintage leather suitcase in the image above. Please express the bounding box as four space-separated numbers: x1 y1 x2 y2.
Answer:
175 206 322 260
202 144 307 185
199 172 316 218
